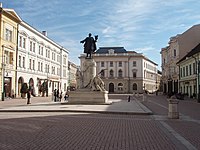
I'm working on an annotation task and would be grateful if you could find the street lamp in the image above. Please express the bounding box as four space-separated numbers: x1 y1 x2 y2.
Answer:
197 61 200 102
1 63 5 101
1 45 5 101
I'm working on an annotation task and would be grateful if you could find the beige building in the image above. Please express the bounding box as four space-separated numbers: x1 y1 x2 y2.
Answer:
177 43 200 101
161 24 200 95
0 6 22 100
68 61 79 90
80 47 159 94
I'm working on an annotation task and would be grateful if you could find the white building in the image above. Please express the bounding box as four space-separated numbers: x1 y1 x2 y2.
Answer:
177 43 200 100
16 21 69 97
80 47 159 94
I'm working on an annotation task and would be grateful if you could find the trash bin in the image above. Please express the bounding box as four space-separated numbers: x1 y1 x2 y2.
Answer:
168 96 179 119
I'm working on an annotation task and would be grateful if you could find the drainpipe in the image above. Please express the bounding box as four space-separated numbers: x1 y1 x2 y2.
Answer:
15 24 19 98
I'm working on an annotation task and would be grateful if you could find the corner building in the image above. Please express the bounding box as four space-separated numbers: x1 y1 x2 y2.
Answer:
0 7 21 100
16 21 69 97
80 47 159 94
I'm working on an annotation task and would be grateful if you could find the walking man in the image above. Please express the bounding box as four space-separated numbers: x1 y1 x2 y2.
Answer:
27 90 31 104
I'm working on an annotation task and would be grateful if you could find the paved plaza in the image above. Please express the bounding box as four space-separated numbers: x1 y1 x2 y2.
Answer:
0 94 199 150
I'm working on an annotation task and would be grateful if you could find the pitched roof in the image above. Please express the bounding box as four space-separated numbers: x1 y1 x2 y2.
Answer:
95 47 127 54
3 8 22 22
177 43 200 64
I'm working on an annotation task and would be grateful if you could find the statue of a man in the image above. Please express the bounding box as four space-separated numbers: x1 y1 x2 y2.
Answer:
80 33 98 58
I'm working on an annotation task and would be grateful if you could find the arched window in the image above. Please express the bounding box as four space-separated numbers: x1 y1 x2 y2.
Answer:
109 69 114 78
118 69 123 78
118 83 123 91
133 83 137 90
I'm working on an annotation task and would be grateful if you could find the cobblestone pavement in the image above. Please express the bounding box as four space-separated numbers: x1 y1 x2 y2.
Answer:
138 94 200 150
0 94 199 150
0 113 183 150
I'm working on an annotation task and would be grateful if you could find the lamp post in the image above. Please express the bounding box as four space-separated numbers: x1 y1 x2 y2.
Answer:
1 63 5 101
197 61 200 102
1 45 5 101
156 74 158 96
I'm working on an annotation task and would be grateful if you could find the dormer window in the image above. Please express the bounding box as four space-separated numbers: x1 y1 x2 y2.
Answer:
108 49 115 54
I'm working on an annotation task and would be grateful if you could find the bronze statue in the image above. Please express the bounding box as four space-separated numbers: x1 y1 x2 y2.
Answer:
80 33 98 58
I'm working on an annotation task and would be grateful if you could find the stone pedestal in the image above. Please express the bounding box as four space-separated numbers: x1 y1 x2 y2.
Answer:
69 58 110 104
68 89 109 104
82 59 96 89
168 98 179 119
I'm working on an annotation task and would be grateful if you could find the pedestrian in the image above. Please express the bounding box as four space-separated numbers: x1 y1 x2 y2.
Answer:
60 91 63 101
57 89 59 99
64 91 69 101
54 89 57 102
128 95 131 102
27 90 31 104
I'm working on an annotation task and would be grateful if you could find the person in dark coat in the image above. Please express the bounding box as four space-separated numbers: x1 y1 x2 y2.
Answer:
128 95 131 102
54 89 57 102
27 90 31 104
60 91 63 102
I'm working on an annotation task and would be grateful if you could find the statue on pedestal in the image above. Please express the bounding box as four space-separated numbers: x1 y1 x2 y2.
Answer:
80 33 98 58
67 34 109 104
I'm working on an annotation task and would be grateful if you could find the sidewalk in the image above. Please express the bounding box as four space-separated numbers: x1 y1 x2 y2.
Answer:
0 96 152 115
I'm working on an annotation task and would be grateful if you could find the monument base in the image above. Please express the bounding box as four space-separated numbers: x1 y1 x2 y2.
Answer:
67 89 110 104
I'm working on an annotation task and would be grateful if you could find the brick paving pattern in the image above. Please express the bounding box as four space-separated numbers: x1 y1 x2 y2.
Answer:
166 121 200 149
0 114 177 150
0 94 199 149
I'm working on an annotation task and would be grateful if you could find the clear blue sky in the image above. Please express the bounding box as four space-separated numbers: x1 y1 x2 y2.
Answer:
2 0 200 69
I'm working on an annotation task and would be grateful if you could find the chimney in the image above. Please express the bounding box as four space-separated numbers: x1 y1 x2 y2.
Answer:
0 3 3 8
42 31 47 36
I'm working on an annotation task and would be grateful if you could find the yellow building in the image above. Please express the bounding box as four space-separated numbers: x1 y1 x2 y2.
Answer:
0 5 21 100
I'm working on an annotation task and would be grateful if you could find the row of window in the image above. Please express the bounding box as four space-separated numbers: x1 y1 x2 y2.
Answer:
18 55 65 77
19 35 67 65
115 83 138 91
180 63 196 77
144 62 156 72
100 69 137 78
100 61 137 67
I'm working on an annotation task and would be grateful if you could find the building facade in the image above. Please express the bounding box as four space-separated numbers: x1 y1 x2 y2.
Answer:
16 21 69 97
80 47 159 94
0 6 22 100
177 43 200 100
161 24 200 95
68 61 79 90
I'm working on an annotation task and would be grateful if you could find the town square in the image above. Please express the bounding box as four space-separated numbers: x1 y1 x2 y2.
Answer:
0 1 200 149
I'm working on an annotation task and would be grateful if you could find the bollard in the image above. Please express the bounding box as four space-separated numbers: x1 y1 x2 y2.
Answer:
137 93 139 97
168 96 179 119
143 93 147 101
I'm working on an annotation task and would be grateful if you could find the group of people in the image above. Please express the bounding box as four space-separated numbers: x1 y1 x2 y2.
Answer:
53 89 69 102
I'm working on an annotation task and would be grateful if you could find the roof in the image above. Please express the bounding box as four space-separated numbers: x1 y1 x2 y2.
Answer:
95 47 127 54
177 43 200 64
3 8 22 22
